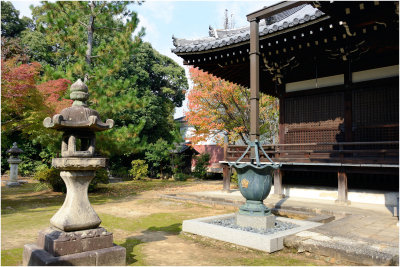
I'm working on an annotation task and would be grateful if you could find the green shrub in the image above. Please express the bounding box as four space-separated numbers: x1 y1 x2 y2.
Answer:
129 159 148 180
174 173 188 181
33 166 64 192
89 168 109 192
110 166 130 180
34 165 110 193
171 154 185 175
231 169 238 186
19 160 43 177
145 139 173 178
193 153 210 179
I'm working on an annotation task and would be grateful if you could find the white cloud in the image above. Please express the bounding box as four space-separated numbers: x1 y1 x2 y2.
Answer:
140 1 175 24
135 14 159 43
10 1 37 19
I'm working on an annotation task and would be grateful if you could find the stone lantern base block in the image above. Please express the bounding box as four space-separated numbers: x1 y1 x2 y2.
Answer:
37 227 113 256
236 213 276 230
23 243 125 266
23 227 125 266
6 181 20 187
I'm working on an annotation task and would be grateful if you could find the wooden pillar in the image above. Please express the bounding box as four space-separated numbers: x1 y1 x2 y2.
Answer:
273 169 285 198
222 166 231 192
249 18 260 159
278 96 285 146
344 59 353 143
338 60 351 205
222 134 230 192
336 169 350 204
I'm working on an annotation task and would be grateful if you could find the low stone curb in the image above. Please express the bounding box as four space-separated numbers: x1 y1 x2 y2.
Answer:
284 231 399 266
160 193 337 222
159 193 240 207
182 213 322 253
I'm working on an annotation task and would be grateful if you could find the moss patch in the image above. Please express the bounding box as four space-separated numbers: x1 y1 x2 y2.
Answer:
115 238 146 266
99 212 188 234
1 248 23 266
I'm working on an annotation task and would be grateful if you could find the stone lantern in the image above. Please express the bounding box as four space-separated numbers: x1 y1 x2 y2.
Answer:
23 79 126 266
6 142 23 187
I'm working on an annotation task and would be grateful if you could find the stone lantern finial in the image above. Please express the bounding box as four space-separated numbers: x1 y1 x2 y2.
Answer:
70 79 89 107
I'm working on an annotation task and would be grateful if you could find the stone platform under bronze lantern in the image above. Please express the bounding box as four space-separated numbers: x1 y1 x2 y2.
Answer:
23 79 125 266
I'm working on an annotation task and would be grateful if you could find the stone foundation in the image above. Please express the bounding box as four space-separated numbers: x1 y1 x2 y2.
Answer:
236 213 276 230
23 227 125 266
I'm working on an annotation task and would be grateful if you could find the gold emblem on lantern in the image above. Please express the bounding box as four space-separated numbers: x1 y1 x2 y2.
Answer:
241 178 249 188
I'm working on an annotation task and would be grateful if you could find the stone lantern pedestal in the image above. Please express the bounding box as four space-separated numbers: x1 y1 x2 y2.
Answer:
23 79 125 266
7 158 22 187
50 158 105 231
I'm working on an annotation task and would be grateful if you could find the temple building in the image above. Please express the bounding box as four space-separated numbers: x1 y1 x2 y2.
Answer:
172 1 399 205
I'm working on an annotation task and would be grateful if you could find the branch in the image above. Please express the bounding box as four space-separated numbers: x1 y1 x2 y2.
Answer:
230 96 250 133
94 25 123 31
77 20 89 28
94 2 107 17
58 3 88 28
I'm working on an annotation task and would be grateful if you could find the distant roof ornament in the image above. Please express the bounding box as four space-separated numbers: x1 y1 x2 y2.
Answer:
172 35 178 47
209 26 217 37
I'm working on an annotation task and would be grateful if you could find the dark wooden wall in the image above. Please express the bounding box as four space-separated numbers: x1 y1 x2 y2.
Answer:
280 77 398 148
352 79 399 142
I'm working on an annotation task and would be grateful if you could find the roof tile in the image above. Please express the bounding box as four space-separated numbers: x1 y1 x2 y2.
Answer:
171 4 325 54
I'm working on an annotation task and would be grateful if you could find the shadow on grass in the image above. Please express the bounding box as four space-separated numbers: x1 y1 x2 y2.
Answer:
1 191 64 215
147 223 182 234
118 238 144 266
2 179 194 215
118 223 182 266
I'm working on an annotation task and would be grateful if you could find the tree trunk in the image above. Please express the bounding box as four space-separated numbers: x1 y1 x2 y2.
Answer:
85 1 95 83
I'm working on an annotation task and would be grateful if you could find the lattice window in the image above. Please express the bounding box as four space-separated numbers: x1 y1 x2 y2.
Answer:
284 92 345 147
352 81 399 142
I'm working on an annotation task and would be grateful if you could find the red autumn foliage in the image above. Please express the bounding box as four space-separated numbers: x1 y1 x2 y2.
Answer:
1 58 41 113
1 58 72 119
37 79 72 113
186 67 279 145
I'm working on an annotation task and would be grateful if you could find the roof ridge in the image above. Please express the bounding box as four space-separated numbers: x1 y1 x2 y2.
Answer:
172 4 325 53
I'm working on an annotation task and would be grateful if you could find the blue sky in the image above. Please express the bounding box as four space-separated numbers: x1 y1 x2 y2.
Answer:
11 0 278 118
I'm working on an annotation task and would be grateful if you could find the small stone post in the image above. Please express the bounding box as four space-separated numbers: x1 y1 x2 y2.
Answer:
6 142 23 187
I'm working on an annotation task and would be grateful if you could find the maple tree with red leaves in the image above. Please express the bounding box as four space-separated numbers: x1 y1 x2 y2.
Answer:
1 58 71 136
185 67 279 145
37 79 72 114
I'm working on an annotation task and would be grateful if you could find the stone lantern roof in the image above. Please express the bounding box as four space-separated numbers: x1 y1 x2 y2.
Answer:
7 142 23 157
43 79 114 132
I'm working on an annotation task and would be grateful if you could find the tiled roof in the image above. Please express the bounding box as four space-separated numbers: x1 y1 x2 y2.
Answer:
172 4 325 53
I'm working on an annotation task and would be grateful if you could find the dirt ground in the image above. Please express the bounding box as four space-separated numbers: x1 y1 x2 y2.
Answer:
2 179 332 266
92 182 330 266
